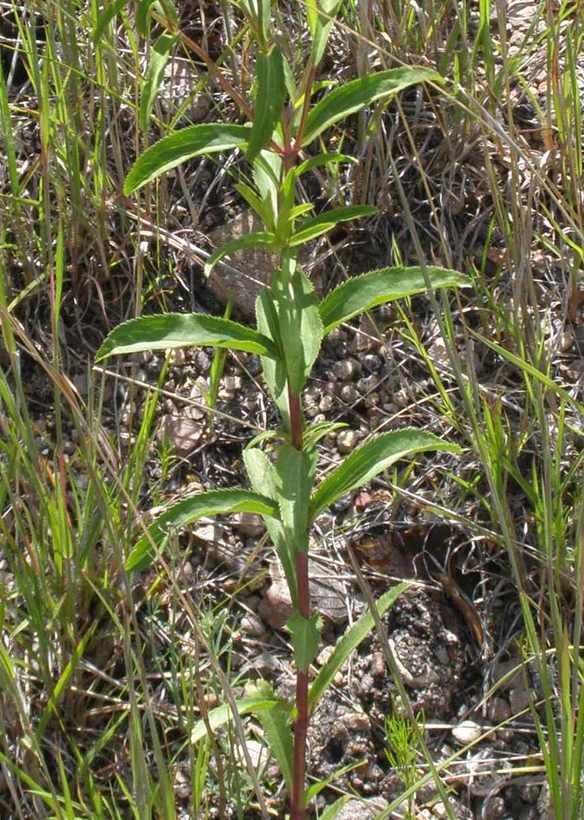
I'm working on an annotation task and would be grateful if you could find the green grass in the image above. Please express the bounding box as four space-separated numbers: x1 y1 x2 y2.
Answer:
0 0 583 816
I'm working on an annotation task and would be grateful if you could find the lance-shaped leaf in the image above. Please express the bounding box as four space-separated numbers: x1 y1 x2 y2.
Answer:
310 429 462 520
319 265 471 334
244 447 297 603
123 124 249 194
255 288 290 429
251 681 293 790
275 444 317 555
271 266 324 393
95 313 279 361
203 232 276 277
247 46 286 162
293 152 357 179
302 66 443 146
191 689 288 744
309 582 408 709
127 489 279 572
139 32 176 130
289 204 377 247
288 611 322 671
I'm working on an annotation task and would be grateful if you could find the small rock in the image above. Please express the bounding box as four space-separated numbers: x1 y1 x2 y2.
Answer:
362 353 382 373
451 719 483 745
234 512 265 537
337 429 360 454
334 358 362 381
357 374 379 394
488 696 511 723
482 795 506 819
339 383 359 404
317 645 335 666
319 394 334 413
240 613 266 638
370 651 385 678
163 411 204 456
335 797 389 820
509 686 530 715
194 350 211 371
341 712 371 732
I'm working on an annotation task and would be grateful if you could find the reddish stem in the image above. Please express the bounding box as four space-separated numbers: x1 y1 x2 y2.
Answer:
288 386 309 819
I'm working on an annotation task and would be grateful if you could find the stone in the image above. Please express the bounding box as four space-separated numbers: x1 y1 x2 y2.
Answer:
337 429 360 454
259 558 348 629
163 410 204 456
334 797 389 820
334 358 362 381
234 512 265 537
451 719 483 745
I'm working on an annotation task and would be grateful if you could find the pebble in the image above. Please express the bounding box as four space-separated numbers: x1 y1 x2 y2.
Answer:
509 686 530 714
356 375 378 394
319 394 334 413
341 712 371 732
234 512 265 537
488 696 511 723
451 719 483 745
334 358 361 381
334 797 389 820
362 353 382 373
240 613 266 639
164 412 204 456
193 349 211 370
339 383 359 403
337 429 360 454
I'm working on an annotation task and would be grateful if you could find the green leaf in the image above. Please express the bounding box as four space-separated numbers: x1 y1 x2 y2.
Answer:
305 0 343 67
310 429 462 520
95 313 279 361
203 232 276 277
127 489 279 572
316 796 352 819
309 582 409 709
243 447 297 603
255 286 289 422
123 124 249 194
191 692 287 744
275 444 317 554
234 181 275 230
139 32 176 130
271 265 324 393
302 67 443 146
319 265 471 333
247 46 287 162
257 0 271 44
94 0 130 43
251 682 293 790
288 611 322 671
136 0 177 36
303 420 348 450
289 204 377 247
293 152 357 178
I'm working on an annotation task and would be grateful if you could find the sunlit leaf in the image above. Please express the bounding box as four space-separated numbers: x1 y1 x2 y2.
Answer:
243 447 297 603
123 124 249 194
203 232 276 277
289 204 376 246
319 265 471 333
127 489 279 572
288 611 322 671
247 46 286 162
302 67 443 146
309 582 409 709
275 444 317 555
139 32 176 130
96 313 279 361
310 429 461 520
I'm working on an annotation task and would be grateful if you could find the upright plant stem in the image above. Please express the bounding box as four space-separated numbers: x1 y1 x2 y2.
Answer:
288 385 309 820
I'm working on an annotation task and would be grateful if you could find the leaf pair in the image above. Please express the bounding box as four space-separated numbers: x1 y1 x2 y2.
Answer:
122 66 443 194
125 429 461 572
